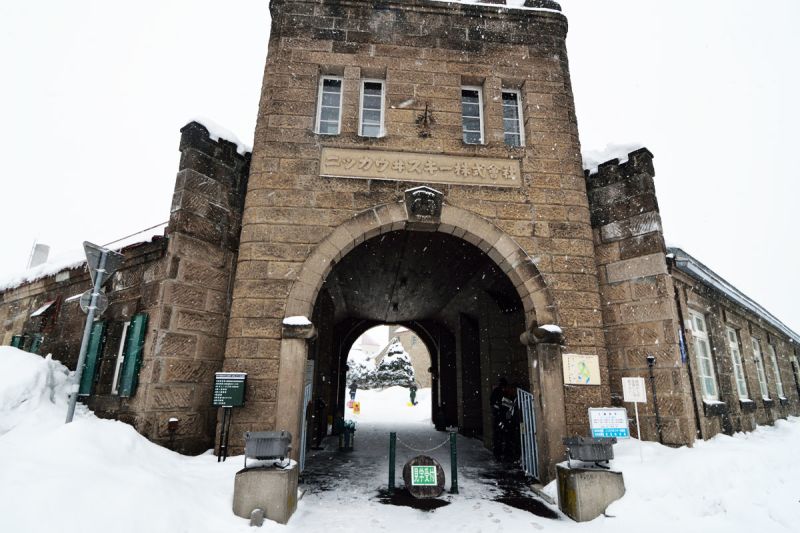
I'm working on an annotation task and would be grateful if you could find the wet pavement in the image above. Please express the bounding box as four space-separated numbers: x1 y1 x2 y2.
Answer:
300 420 559 519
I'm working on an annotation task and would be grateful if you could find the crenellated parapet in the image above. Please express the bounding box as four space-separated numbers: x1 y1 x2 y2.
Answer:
585 147 657 230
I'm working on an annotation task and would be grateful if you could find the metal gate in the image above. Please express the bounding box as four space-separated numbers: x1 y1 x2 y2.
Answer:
299 361 314 472
517 388 539 480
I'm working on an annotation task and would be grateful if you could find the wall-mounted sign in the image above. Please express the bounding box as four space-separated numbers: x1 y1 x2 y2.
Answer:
588 407 630 439
213 372 247 407
320 147 522 188
563 354 601 385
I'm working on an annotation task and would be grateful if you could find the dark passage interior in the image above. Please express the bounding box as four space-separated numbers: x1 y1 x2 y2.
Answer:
304 229 533 458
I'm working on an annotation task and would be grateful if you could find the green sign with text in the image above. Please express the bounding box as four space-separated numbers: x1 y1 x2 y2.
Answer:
213 372 247 407
411 465 438 486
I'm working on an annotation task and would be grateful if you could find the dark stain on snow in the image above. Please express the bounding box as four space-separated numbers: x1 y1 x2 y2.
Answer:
375 488 451 511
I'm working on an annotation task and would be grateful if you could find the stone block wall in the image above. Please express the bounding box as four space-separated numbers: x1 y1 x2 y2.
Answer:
227 0 609 444
587 148 695 445
672 265 800 439
0 122 250 454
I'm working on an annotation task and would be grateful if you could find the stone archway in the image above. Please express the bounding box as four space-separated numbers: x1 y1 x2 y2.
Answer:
275 199 566 480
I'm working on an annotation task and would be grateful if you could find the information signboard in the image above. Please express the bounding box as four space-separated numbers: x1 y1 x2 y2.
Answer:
213 372 247 407
622 377 647 403
588 407 630 439
562 354 601 385
411 465 438 486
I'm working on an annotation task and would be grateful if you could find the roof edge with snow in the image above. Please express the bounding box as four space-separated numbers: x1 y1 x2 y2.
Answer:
669 247 800 344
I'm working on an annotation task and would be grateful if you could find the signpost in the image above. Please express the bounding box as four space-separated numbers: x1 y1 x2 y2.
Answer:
588 408 630 439
622 376 647 461
213 372 247 462
65 242 123 424
402 455 446 498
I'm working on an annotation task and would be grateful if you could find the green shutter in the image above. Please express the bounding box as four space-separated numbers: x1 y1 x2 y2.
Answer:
29 334 43 354
10 335 23 348
118 313 148 398
78 321 106 397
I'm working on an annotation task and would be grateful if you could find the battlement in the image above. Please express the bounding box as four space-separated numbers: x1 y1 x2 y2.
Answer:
179 121 250 170
584 147 655 190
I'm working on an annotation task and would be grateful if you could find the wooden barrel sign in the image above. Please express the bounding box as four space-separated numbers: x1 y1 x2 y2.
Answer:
402 455 446 498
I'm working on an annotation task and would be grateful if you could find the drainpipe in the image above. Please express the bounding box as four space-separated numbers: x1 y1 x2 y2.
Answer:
646 355 664 444
673 284 704 441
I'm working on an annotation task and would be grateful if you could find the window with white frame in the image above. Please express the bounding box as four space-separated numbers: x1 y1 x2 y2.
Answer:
726 326 748 400
767 344 785 398
359 80 385 137
689 311 719 400
461 86 484 144
316 76 343 135
751 338 770 399
501 89 524 147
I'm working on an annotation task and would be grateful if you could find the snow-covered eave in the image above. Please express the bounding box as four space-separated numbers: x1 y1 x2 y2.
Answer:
0 227 168 294
429 0 562 14
668 247 800 344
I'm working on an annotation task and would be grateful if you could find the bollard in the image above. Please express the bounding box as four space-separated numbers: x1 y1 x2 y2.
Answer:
389 432 396 493
449 430 458 494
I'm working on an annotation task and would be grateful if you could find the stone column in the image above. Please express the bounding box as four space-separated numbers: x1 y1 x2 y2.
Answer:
523 326 567 482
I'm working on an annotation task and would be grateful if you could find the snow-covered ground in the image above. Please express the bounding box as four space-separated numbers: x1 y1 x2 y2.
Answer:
2 346 799 532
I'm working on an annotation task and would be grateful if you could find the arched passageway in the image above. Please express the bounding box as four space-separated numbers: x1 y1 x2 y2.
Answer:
304 229 532 461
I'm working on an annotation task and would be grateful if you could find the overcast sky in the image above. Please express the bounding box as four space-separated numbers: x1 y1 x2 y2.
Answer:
1 0 798 332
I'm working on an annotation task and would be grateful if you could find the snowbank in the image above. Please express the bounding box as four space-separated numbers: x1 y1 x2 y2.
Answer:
2 346 800 532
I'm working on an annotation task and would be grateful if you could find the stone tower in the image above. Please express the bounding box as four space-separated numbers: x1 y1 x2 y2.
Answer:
221 0 606 480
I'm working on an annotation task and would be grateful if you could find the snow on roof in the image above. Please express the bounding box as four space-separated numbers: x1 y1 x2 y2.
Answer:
0 223 168 293
430 0 562 12
669 247 800 344
583 142 645 175
189 116 251 155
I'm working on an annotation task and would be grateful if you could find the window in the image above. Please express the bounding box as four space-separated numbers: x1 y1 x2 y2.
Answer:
117 313 149 398
502 89 524 147
689 311 718 400
767 344 785 398
359 80 384 137
726 327 748 400
751 338 769 399
111 320 131 395
316 76 343 135
461 86 484 144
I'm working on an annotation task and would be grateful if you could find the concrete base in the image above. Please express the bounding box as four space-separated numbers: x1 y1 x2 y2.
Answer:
556 464 625 522
232 464 299 525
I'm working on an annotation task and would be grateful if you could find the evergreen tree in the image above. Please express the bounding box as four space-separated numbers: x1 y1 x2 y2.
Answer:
372 338 415 388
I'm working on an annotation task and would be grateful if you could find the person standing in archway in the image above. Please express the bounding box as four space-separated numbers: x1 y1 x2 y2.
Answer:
349 382 358 401
490 377 509 460
409 383 418 405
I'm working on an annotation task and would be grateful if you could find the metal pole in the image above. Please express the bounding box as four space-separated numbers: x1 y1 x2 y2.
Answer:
646 355 664 444
388 432 396 493
65 251 107 423
634 402 643 463
449 430 458 494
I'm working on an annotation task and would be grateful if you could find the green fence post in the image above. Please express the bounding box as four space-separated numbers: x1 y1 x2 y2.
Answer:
449 430 459 494
389 432 396 493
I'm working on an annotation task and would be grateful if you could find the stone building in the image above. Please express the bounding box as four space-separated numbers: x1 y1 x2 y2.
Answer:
2 0 798 481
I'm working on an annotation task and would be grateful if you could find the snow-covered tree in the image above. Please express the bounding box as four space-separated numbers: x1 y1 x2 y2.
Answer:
372 338 415 388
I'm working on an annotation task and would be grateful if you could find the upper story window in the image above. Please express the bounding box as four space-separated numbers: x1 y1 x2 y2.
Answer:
316 76 342 135
726 326 748 400
461 86 484 144
689 310 719 400
767 344 785 398
501 89 524 147
751 338 770 399
360 80 385 137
